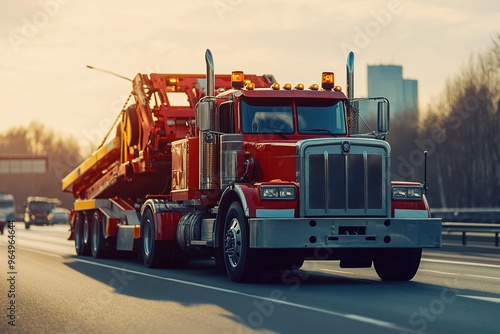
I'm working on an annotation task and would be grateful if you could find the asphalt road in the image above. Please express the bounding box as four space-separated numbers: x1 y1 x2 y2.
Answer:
1 223 499 334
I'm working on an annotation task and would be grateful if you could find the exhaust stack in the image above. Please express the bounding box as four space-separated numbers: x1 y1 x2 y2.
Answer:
205 49 215 97
346 51 359 134
199 49 219 190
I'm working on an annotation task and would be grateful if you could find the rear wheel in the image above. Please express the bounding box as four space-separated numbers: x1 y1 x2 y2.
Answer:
91 211 111 258
223 202 262 283
374 248 422 281
141 208 168 268
141 208 189 268
75 212 90 256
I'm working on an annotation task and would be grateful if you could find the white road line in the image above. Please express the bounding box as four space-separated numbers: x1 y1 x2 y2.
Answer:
419 269 500 281
319 269 355 275
458 295 500 304
17 246 416 333
72 258 413 332
15 246 63 258
422 258 500 269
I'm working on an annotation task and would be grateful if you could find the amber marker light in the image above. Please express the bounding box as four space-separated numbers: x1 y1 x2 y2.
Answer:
231 71 245 89
271 82 280 90
321 72 334 90
283 83 292 90
294 83 304 90
309 83 319 90
246 82 255 90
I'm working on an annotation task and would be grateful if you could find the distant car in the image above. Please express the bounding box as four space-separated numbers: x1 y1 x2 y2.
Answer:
48 207 71 225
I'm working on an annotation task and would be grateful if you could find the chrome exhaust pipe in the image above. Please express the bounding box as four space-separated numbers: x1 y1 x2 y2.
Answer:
205 49 214 97
346 51 359 134
200 49 218 190
346 51 354 99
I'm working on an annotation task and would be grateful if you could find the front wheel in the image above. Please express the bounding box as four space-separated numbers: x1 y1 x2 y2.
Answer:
223 202 262 283
374 248 422 281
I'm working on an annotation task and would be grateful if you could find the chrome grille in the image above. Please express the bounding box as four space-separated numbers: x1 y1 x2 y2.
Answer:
298 138 389 217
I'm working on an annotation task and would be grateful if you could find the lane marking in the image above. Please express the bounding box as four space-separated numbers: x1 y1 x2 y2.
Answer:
16 247 414 331
419 269 500 281
16 247 63 258
69 257 413 332
459 295 500 304
421 258 500 269
319 269 355 275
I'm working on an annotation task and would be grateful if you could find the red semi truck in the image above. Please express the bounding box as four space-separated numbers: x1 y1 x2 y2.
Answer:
62 50 441 282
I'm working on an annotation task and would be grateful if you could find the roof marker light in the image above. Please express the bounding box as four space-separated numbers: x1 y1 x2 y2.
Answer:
294 83 304 90
321 72 334 90
271 82 280 90
283 83 292 90
231 71 245 89
309 83 319 90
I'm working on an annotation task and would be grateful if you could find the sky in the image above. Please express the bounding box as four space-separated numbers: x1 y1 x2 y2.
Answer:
0 0 498 150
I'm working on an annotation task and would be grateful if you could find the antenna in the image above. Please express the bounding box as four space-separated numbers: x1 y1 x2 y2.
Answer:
85 65 133 151
423 151 428 194
86 65 132 82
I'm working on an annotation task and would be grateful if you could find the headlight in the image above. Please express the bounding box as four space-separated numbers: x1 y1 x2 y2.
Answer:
392 187 423 200
261 186 296 200
407 187 423 198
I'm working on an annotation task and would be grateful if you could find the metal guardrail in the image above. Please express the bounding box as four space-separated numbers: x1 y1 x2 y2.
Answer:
441 222 500 246
432 208 500 223
432 208 500 247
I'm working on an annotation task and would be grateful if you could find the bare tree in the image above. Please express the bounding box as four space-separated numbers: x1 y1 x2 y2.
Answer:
0 122 83 212
420 34 500 208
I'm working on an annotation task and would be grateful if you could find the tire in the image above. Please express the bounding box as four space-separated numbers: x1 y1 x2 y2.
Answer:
91 211 111 258
223 202 262 283
25 223 30 229
374 248 422 281
75 212 90 256
141 208 168 268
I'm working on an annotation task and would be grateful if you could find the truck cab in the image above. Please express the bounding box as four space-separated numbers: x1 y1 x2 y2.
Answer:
24 196 52 229
0 193 15 234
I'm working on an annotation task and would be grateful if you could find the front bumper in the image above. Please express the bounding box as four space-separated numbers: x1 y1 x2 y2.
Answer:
249 217 442 248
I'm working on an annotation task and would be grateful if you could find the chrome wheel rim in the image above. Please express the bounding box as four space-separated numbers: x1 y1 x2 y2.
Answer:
225 218 242 268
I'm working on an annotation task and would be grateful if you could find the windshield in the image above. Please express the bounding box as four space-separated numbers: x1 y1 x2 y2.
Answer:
0 200 14 208
28 201 52 212
240 98 294 134
297 98 346 135
240 97 346 135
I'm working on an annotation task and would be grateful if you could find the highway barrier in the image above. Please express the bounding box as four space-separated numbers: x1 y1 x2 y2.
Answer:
432 208 500 246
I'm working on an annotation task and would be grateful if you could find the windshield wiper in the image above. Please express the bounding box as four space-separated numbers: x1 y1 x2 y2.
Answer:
302 128 336 137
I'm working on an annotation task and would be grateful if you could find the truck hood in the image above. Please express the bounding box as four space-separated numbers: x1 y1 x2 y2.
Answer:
244 141 297 182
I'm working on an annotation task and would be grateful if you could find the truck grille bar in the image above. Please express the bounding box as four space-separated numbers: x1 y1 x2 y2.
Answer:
297 139 389 217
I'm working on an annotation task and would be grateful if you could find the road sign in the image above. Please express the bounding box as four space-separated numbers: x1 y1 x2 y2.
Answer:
0 155 47 174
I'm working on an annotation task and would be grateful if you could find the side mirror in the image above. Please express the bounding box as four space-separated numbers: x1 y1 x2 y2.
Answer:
196 101 213 132
377 101 390 133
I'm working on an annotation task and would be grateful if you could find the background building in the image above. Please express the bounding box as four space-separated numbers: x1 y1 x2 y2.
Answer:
367 65 418 116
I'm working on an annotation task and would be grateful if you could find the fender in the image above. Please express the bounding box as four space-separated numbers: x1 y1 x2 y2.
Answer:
391 181 430 218
213 184 260 248
141 199 182 241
